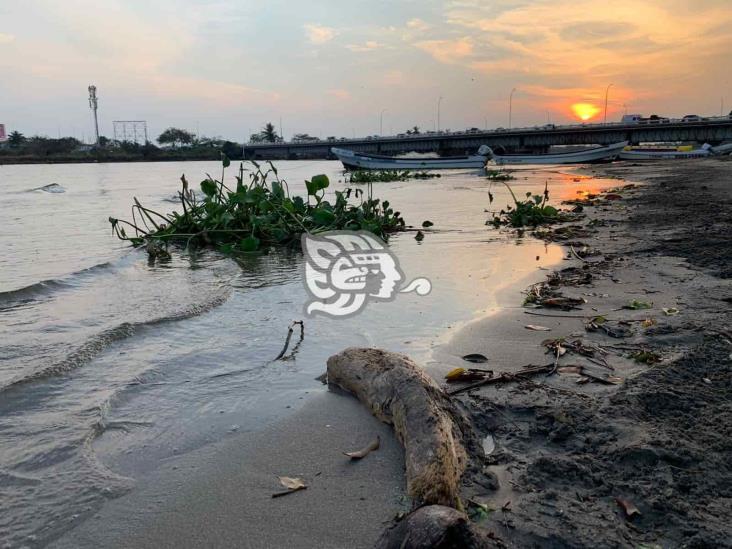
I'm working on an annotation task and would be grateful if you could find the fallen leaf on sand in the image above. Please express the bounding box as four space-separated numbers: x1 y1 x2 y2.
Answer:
462 353 488 363
662 307 680 316
445 367 490 383
615 497 641 519
642 318 656 328
273 476 307 498
624 300 652 310
344 436 380 460
525 324 551 331
557 366 583 375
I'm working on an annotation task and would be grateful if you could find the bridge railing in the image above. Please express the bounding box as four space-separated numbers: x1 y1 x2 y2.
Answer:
245 115 731 147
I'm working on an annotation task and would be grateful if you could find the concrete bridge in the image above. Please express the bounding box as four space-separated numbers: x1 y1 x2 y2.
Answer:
243 117 732 160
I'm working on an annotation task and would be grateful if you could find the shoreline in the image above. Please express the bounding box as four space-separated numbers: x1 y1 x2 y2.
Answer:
449 158 731 547
51 159 731 548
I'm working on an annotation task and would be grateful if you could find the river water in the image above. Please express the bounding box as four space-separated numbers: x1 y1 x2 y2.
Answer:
0 160 612 547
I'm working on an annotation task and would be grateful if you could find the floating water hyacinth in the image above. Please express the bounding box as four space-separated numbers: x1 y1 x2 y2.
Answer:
110 155 407 254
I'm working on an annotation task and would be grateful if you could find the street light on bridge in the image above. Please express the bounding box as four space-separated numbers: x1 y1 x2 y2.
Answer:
604 83 614 124
508 87 517 129
437 96 443 132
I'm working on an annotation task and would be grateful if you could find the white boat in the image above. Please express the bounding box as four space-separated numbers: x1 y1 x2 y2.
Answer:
485 141 628 165
711 142 732 155
619 144 712 160
331 146 490 170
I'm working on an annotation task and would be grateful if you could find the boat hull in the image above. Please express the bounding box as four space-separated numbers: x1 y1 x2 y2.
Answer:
489 141 628 165
619 150 711 160
331 148 487 170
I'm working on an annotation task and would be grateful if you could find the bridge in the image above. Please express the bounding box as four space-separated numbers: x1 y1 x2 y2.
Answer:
243 117 732 160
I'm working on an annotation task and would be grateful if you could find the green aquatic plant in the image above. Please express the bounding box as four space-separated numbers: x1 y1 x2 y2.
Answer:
485 169 514 181
346 170 441 184
109 155 406 253
488 181 566 228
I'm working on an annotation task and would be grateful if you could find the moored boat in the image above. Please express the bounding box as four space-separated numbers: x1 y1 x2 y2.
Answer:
619 144 712 160
331 146 490 170
485 141 628 165
711 142 732 155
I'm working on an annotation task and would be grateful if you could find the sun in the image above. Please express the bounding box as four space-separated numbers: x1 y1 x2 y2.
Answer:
571 103 601 121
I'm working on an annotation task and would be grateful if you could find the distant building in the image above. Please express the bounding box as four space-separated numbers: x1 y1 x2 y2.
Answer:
0 124 6 142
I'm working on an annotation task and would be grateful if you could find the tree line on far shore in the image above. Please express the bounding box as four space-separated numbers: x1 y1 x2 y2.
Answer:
0 125 269 162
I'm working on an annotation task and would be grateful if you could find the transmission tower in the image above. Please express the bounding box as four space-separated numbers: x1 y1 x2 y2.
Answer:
88 85 100 145
113 121 149 145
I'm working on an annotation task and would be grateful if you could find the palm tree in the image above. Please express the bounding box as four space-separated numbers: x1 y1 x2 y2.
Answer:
8 130 26 147
412 126 420 135
261 122 279 143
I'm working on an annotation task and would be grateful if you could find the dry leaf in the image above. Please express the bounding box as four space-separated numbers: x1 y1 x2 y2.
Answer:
557 366 583 375
446 367 467 381
642 318 656 328
445 367 489 383
344 436 380 460
525 325 551 331
615 497 641 519
272 476 307 498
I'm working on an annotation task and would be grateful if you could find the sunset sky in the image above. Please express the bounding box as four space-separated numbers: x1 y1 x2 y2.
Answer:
1 0 730 142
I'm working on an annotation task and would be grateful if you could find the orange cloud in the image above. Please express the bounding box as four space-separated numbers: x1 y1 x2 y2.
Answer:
415 37 473 64
304 23 337 45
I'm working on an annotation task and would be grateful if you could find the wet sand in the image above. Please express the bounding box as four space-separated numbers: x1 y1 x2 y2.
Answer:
443 158 731 548
52 390 408 549
52 159 731 548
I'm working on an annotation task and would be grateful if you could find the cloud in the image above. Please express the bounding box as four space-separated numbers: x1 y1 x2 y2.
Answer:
327 88 351 100
304 23 337 45
415 37 473 64
346 41 380 52
406 18 431 31
0 33 16 44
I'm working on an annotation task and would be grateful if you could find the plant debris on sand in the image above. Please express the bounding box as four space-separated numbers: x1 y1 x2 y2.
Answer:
109 156 407 253
448 160 732 548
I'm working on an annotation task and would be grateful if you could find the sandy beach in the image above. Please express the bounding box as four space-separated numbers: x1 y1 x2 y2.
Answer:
442 158 732 547
48 158 732 548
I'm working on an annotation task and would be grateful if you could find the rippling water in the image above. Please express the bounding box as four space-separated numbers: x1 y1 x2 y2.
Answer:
0 160 613 547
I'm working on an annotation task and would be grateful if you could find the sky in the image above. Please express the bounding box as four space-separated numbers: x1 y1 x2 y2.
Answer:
1 0 731 142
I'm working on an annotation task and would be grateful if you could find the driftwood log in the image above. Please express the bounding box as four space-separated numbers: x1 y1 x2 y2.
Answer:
327 347 467 508
375 505 486 549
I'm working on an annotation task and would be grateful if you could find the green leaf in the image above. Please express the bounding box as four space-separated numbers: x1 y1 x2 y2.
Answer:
542 205 558 216
312 209 336 225
306 174 330 196
239 236 260 252
219 243 235 254
271 180 284 198
221 153 231 168
201 179 218 197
